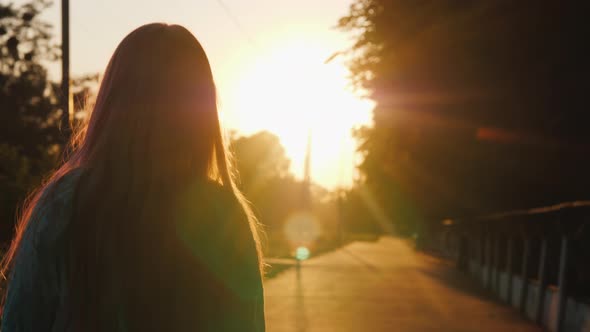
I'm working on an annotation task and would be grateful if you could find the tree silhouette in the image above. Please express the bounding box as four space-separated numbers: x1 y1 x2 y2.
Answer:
339 1 590 233
230 131 290 193
0 0 63 244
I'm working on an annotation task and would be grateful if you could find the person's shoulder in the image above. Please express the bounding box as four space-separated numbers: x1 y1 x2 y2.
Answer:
37 167 86 207
27 167 87 249
177 179 238 214
174 179 250 243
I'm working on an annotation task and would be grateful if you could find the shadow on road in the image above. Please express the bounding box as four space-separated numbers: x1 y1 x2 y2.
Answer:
415 253 536 325
416 254 491 300
341 247 381 274
294 264 308 332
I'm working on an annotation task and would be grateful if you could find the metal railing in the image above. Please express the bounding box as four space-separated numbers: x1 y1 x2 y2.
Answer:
422 200 590 332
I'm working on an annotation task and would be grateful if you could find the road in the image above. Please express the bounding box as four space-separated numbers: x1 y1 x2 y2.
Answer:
264 237 541 332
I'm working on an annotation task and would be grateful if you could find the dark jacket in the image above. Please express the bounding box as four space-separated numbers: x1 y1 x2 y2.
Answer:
1 169 265 331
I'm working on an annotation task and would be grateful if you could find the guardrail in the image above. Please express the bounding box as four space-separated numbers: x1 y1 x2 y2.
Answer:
421 201 590 332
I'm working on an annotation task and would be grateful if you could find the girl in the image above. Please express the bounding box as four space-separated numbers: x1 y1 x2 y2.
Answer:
1 23 265 331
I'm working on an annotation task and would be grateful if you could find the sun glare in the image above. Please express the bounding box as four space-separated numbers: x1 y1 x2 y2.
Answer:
221 38 374 189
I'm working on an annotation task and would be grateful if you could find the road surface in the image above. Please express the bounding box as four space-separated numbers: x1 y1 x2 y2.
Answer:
264 237 541 332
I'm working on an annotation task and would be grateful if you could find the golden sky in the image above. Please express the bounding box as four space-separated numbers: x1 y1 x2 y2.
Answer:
33 0 374 189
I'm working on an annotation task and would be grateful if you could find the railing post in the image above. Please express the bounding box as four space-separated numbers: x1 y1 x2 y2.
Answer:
457 234 468 271
556 235 570 332
520 238 530 314
478 232 484 271
506 236 514 303
486 234 494 290
495 235 502 294
536 238 548 324
480 232 486 280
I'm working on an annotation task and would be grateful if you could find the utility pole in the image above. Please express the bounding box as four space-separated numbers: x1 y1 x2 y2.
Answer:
61 0 71 139
301 130 312 210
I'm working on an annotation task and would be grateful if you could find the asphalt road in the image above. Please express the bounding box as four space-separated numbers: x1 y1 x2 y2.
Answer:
264 237 541 332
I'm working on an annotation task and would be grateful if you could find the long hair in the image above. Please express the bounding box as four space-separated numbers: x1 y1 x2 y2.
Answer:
1 23 262 330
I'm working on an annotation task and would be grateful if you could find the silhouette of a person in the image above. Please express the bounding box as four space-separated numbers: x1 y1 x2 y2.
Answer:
1 23 265 332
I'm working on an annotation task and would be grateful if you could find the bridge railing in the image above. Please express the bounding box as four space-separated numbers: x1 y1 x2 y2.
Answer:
423 201 590 332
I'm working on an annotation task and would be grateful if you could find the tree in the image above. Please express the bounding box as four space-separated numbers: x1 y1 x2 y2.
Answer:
0 0 62 244
230 131 290 193
1 0 62 151
230 131 352 255
339 1 590 233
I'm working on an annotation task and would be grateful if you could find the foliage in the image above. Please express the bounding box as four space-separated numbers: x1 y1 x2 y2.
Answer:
339 185 382 234
339 1 590 233
0 0 63 244
229 131 381 256
230 132 298 228
230 131 290 193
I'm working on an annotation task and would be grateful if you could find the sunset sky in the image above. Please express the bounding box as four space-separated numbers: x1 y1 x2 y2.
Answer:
32 0 374 189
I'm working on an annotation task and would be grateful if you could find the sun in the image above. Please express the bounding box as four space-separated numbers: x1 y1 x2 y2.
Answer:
220 38 374 189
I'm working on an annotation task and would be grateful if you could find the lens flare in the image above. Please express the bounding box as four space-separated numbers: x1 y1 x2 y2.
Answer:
284 211 321 246
295 246 311 261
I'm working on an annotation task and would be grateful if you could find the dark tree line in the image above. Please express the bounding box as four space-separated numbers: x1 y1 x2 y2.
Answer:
339 1 590 234
0 0 98 245
0 0 63 244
